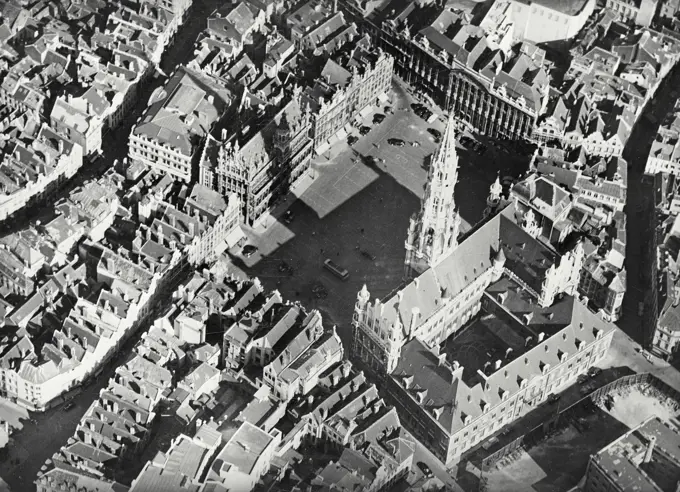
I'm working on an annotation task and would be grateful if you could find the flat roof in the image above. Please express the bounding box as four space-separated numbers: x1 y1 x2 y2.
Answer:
216 421 274 475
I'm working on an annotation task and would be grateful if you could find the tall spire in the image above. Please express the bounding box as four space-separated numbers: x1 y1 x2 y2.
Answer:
404 114 461 278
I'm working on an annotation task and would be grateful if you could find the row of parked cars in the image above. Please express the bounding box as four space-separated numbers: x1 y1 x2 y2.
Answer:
411 103 433 121
348 107 393 146
460 135 487 155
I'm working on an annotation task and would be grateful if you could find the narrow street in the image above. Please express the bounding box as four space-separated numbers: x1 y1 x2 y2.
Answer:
619 64 680 346
0 2 221 489
1 0 220 235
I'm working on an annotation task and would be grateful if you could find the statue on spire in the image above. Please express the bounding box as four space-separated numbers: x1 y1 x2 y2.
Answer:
484 173 504 219
404 113 461 279
522 208 540 239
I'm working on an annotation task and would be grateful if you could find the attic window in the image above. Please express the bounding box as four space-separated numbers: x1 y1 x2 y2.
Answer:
562 333 567 340
524 357 529 365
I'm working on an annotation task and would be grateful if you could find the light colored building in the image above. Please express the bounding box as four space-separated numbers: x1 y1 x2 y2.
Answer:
645 100 680 176
0 123 83 223
654 172 680 217
177 362 221 400
222 291 310 369
262 312 343 402
480 0 596 44
50 95 106 156
584 416 680 492
36 327 182 491
204 421 282 492
129 66 233 182
605 0 658 27
135 183 242 267
130 429 221 492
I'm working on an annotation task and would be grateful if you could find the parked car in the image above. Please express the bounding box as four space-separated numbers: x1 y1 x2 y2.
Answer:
411 103 425 111
62 401 75 411
347 135 358 146
411 141 420 147
384 105 394 114
284 211 294 224
428 128 442 139
577 374 589 385
547 393 561 404
387 138 405 147
242 245 258 257
416 108 433 120
360 250 376 261
373 114 386 124
587 367 602 378
359 126 371 136
417 462 433 478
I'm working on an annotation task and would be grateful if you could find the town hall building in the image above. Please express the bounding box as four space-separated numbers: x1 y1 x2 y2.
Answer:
351 115 616 465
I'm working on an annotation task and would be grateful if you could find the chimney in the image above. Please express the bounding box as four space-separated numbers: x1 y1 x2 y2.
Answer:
494 359 502 370
644 436 657 463
438 353 446 366
537 332 545 342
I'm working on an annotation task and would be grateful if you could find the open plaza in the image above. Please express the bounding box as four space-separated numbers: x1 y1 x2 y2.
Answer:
220 80 532 348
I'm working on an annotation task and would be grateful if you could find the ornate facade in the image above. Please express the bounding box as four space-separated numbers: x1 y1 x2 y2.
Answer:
199 94 313 225
302 39 394 152
350 127 611 465
371 11 549 141
404 114 461 279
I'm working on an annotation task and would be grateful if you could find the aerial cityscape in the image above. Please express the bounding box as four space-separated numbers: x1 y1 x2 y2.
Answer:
0 0 680 490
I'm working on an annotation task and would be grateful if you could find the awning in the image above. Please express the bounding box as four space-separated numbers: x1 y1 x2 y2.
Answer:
359 105 372 118
225 225 246 249
343 123 353 133
378 92 389 103
316 141 330 155
336 128 347 141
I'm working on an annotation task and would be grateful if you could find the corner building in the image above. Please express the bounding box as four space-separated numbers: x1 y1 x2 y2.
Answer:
351 117 615 465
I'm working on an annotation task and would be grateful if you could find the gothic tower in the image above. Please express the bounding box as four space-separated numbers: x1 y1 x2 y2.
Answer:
404 114 461 279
